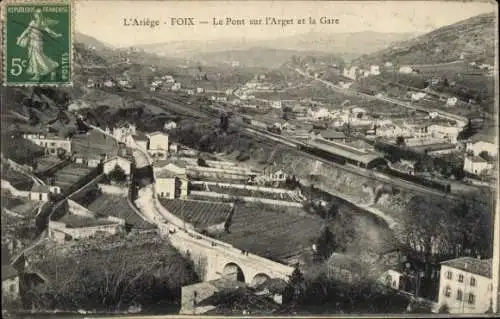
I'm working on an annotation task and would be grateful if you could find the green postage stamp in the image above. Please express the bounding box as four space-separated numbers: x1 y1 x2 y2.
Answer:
3 0 73 86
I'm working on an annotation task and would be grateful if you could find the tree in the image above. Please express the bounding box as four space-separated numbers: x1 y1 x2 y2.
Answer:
396 136 406 146
107 164 127 183
283 266 305 305
314 226 337 262
197 158 208 167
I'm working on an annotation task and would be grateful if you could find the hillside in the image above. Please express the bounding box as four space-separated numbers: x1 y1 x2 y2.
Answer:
192 47 343 69
137 31 416 62
352 13 496 66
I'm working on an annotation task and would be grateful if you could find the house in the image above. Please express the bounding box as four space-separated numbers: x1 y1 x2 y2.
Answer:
2 265 20 304
169 143 178 153
162 75 175 83
29 184 60 201
428 112 439 119
155 170 188 199
23 133 71 155
370 65 380 75
187 89 195 95
446 97 458 107
103 80 115 87
308 107 332 120
384 61 393 67
270 100 282 109
463 156 493 176
428 125 462 144
211 94 228 102
118 79 129 87
103 156 132 177
343 66 358 80
87 155 102 168
351 107 367 119
399 66 413 74
466 140 498 157
411 92 427 101
319 130 346 142
48 200 125 243
437 257 493 314
196 87 205 94
171 82 181 91
164 121 177 130
132 132 149 150
147 131 169 158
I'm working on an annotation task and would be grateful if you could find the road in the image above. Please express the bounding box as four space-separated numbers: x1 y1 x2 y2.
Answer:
292 67 468 127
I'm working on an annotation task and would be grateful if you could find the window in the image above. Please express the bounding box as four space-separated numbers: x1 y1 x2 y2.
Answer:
468 293 475 305
470 277 476 287
456 289 463 301
458 274 464 282
446 271 453 280
385 275 392 286
10 284 16 292
444 286 451 297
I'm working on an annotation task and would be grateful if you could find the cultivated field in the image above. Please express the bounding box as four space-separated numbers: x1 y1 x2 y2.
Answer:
53 164 94 191
71 129 118 157
35 156 65 173
159 198 233 229
216 203 322 262
86 193 154 229
191 183 303 202
1 165 34 191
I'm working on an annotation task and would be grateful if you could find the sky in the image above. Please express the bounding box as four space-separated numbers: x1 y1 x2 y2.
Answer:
75 1 497 47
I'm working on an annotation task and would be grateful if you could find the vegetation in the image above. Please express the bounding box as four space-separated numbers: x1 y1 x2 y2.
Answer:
1 133 45 166
107 164 127 183
280 269 409 314
25 241 199 312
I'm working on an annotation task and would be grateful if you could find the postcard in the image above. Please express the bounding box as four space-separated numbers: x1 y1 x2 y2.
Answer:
1 0 498 317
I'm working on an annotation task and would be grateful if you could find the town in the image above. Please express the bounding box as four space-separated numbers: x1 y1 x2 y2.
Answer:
1 4 498 317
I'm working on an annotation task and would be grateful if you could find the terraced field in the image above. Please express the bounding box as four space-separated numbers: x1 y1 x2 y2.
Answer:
159 198 233 228
217 203 322 262
1 165 34 191
71 129 118 157
53 164 94 191
202 184 302 202
86 194 154 229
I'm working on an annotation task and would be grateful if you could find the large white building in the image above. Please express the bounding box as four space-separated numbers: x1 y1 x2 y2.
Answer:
463 156 494 176
437 257 493 314
154 160 188 199
466 140 498 157
23 133 71 155
147 131 169 157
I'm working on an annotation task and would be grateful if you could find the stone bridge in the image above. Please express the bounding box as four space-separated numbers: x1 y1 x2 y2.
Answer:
168 229 294 286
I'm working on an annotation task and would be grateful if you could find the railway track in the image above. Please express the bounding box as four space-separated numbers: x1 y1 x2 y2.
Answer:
118 90 465 200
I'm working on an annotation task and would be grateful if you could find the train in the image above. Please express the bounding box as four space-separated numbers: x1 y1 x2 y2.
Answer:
297 141 451 193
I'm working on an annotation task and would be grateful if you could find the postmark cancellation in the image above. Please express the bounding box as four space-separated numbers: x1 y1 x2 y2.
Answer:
2 0 73 86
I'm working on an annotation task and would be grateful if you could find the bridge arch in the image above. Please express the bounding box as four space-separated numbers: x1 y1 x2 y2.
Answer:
250 273 271 287
222 262 246 282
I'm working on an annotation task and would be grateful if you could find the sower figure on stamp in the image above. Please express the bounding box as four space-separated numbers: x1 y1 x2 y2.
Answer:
16 8 62 81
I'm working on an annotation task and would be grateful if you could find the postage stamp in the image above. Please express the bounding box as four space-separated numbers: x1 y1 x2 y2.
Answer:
3 0 73 86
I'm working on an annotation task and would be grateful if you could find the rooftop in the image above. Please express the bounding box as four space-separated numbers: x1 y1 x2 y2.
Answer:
411 143 456 153
132 132 149 141
31 184 52 193
441 257 492 278
156 170 188 179
319 130 346 140
1 265 18 281
148 131 168 137
308 138 384 165
57 214 117 228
